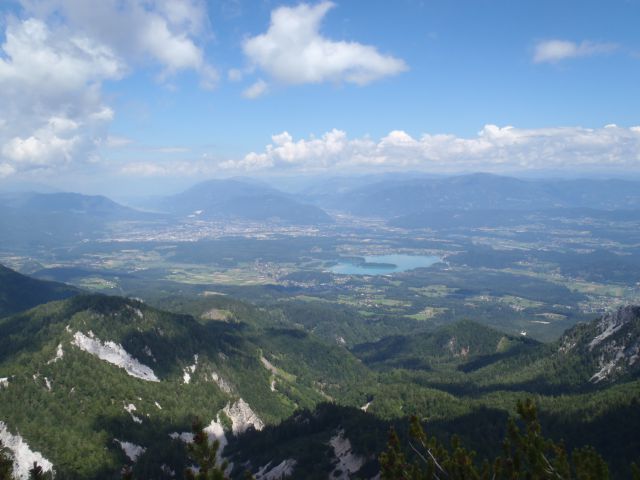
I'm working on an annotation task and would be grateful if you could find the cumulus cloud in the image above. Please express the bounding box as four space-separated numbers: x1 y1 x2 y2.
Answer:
0 17 123 176
242 1 406 90
20 0 213 77
533 39 618 63
0 0 215 177
218 125 640 174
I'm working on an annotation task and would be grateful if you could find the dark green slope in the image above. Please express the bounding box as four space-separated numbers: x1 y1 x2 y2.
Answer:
352 319 539 371
0 264 79 317
0 293 374 479
1 265 639 479
226 310 640 479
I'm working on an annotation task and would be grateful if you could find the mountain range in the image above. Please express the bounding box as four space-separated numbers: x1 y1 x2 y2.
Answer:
157 179 333 225
0 266 638 479
313 173 640 218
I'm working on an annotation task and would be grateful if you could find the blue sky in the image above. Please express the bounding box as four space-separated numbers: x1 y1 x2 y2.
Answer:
0 0 639 194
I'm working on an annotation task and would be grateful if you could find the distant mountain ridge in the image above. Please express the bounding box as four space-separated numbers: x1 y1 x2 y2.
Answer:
319 173 640 218
0 192 146 218
0 192 157 247
160 179 333 225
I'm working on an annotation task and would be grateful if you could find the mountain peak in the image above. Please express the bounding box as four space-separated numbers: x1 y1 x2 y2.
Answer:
559 305 640 383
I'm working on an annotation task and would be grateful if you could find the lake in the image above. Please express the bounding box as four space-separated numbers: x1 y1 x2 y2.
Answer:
329 254 441 275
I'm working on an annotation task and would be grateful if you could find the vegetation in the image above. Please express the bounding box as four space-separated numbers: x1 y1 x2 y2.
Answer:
184 422 230 480
0 441 12 480
0 263 638 478
380 399 613 480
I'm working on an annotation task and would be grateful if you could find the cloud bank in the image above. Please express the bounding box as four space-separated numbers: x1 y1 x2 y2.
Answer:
218 124 640 174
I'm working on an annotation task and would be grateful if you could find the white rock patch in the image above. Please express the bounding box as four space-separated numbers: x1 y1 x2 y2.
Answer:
169 400 262 472
124 404 143 424
590 322 624 349
47 344 64 364
169 432 194 443
154 401 162 410
260 356 278 375
71 331 159 382
171 417 229 468
588 307 638 350
183 355 199 384
224 399 264 434
44 377 52 392
0 378 8 389
211 371 233 394
204 417 228 460
255 459 297 480
0 422 54 480
115 439 146 462
329 430 365 480
360 401 372 412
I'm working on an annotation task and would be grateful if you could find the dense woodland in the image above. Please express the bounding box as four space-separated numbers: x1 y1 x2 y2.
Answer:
0 265 638 478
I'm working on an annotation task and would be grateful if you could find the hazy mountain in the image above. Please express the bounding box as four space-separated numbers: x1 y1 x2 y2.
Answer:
160 179 333 225
320 173 640 218
0 192 147 218
0 264 79 317
0 192 158 247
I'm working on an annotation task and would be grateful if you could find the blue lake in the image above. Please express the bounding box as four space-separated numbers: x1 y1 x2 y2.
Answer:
329 254 441 275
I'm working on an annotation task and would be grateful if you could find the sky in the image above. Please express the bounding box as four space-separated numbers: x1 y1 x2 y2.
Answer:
0 0 639 195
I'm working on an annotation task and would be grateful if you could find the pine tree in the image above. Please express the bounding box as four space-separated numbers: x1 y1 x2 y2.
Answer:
184 420 230 480
28 462 52 480
380 399 613 480
0 441 13 480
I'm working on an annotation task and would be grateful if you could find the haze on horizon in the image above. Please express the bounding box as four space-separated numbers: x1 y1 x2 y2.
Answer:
0 0 639 197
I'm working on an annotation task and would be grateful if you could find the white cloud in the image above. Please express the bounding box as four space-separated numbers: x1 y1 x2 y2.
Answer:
120 160 207 177
118 125 640 178
533 39 618 63
0 1 216 177
218 124 640 174
242 1 406 91
19 0 213 77
0 18 122 175
243 79 268 99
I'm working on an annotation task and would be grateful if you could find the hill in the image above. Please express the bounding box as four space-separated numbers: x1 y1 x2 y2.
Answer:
352 319 539 371
160 179 333 225
0 293 372 479
0 264 79 317
0 268 639 478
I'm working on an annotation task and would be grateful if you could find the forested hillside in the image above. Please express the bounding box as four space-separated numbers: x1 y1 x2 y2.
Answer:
0 266 638 479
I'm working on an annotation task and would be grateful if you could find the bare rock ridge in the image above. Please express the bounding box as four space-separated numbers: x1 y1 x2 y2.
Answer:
560 305 640 383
